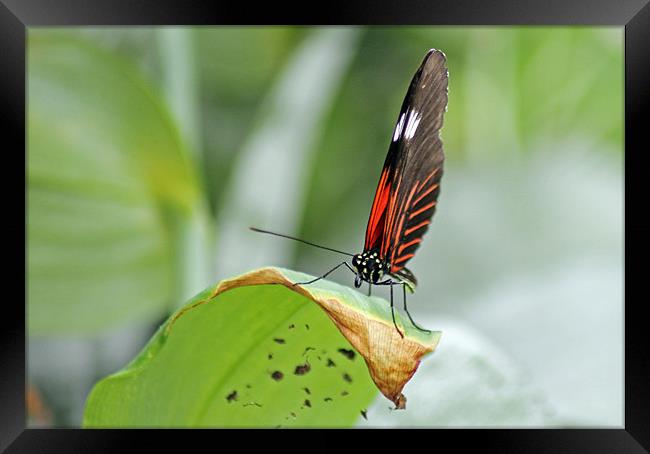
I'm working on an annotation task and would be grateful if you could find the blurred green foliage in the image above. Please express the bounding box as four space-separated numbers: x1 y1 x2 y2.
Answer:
28 34 201 335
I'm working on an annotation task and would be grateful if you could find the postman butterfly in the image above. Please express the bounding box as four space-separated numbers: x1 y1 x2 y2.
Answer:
252 49 448 337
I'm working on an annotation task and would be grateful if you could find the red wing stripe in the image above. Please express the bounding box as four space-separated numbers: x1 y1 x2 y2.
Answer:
390 184 419 262
418 169 439 192
398 238 422 255
367 173 387 231
365 168 392 250
404 220 430 236
395 185 419 242
408 201 437 220
368 171 389 228
412 183 439 207
381 177 404 256
394 253 415 264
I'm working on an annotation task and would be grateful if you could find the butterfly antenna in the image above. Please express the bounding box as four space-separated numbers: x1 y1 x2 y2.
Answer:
249 227 354 257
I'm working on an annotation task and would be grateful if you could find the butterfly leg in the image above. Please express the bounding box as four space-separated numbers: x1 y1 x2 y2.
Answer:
401 283 431 333
374 279 407 337
389 284 404 338
292 261 355 287
368 282 372 297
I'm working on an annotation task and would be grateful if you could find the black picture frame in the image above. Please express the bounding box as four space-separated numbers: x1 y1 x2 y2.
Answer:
3 0 647 451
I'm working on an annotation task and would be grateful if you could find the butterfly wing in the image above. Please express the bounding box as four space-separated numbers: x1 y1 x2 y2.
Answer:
363 49 448 278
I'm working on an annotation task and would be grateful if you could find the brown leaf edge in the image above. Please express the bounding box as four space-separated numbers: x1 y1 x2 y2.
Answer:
165 267 442 409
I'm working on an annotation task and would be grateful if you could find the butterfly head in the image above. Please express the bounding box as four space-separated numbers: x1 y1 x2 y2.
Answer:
352 250 388 286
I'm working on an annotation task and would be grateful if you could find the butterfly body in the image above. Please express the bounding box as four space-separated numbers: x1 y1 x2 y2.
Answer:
252 49 448 337
355 49 448 296
351 249 389 287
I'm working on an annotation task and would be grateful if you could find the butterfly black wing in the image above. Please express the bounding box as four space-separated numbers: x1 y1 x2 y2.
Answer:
364 49 448 279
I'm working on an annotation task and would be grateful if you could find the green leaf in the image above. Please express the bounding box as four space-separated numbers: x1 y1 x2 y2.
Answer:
27 33 200 335
83 267 441 427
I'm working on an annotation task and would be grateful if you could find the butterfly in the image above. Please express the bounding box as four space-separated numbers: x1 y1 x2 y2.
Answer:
252 49 448 337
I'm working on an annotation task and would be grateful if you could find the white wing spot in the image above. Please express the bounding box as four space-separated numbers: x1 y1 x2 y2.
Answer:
393 112 406 142
404 110 421 140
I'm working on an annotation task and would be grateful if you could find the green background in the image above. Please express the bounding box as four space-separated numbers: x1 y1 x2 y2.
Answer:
27 26 623 427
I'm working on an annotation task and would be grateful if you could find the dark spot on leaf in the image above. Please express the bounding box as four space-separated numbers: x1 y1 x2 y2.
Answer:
271 371 284 381
305 324 310 330
243 402 262 407
338 348 356 360
343 373 353 383
289 324 295 329
226 390 238 403
268 353 273 360
274 338 286 344
246 384 252 389
324 397 333 402
304 399 311 408
294 362 311 375
303 387 311 395
341 390 349 396
290 412 297 418
361 409 368 420
317 356 322 361
302 347 316 356
326 358 336 368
